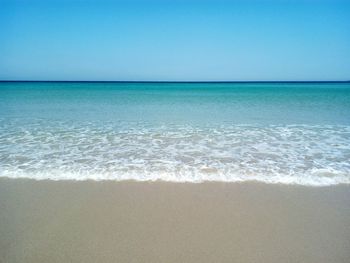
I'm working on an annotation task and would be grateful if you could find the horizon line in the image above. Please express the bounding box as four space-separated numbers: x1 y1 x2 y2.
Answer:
1 80 350 83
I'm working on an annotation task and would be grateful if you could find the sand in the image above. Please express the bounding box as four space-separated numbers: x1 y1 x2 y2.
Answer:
0 178 349 263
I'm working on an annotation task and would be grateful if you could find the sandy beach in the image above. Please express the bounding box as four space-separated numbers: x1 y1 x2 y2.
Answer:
2 0 350 262
0 178 349 263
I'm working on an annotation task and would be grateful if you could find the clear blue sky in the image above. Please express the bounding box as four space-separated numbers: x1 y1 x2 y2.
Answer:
0 0 349 81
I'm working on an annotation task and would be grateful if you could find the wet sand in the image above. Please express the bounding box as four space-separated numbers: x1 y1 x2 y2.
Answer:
0 178 349 263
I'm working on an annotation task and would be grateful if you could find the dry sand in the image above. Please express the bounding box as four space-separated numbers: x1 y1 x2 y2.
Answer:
0 178 349 263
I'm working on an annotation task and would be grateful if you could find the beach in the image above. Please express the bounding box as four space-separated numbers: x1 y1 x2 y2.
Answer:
2 0 350 261
1 178 349 263
1 82 350 262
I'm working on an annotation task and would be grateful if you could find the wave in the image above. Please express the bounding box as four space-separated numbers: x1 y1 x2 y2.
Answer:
1 169 349 186
1 120 349 186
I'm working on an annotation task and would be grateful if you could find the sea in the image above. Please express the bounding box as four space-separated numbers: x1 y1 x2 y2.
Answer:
1 81 349 186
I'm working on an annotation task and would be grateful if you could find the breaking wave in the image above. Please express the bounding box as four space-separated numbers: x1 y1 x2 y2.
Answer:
1 119 349 186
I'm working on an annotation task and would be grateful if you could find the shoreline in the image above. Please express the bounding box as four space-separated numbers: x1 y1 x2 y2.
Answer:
0 176 349 187
1 178 350 262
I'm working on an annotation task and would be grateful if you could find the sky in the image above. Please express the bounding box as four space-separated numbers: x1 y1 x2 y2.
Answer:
0 0 349 81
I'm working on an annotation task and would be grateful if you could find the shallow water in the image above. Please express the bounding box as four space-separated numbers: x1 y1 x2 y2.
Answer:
1 82 349 185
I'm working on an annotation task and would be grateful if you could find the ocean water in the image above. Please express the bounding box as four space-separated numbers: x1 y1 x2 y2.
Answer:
1 82 350 186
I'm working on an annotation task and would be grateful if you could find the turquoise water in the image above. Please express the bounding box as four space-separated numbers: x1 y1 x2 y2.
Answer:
1 82 350 185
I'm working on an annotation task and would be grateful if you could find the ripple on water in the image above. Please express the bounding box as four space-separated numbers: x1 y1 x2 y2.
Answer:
0 119 349 186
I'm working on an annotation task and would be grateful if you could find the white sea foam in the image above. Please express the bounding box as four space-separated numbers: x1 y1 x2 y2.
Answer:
1 120 349 186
